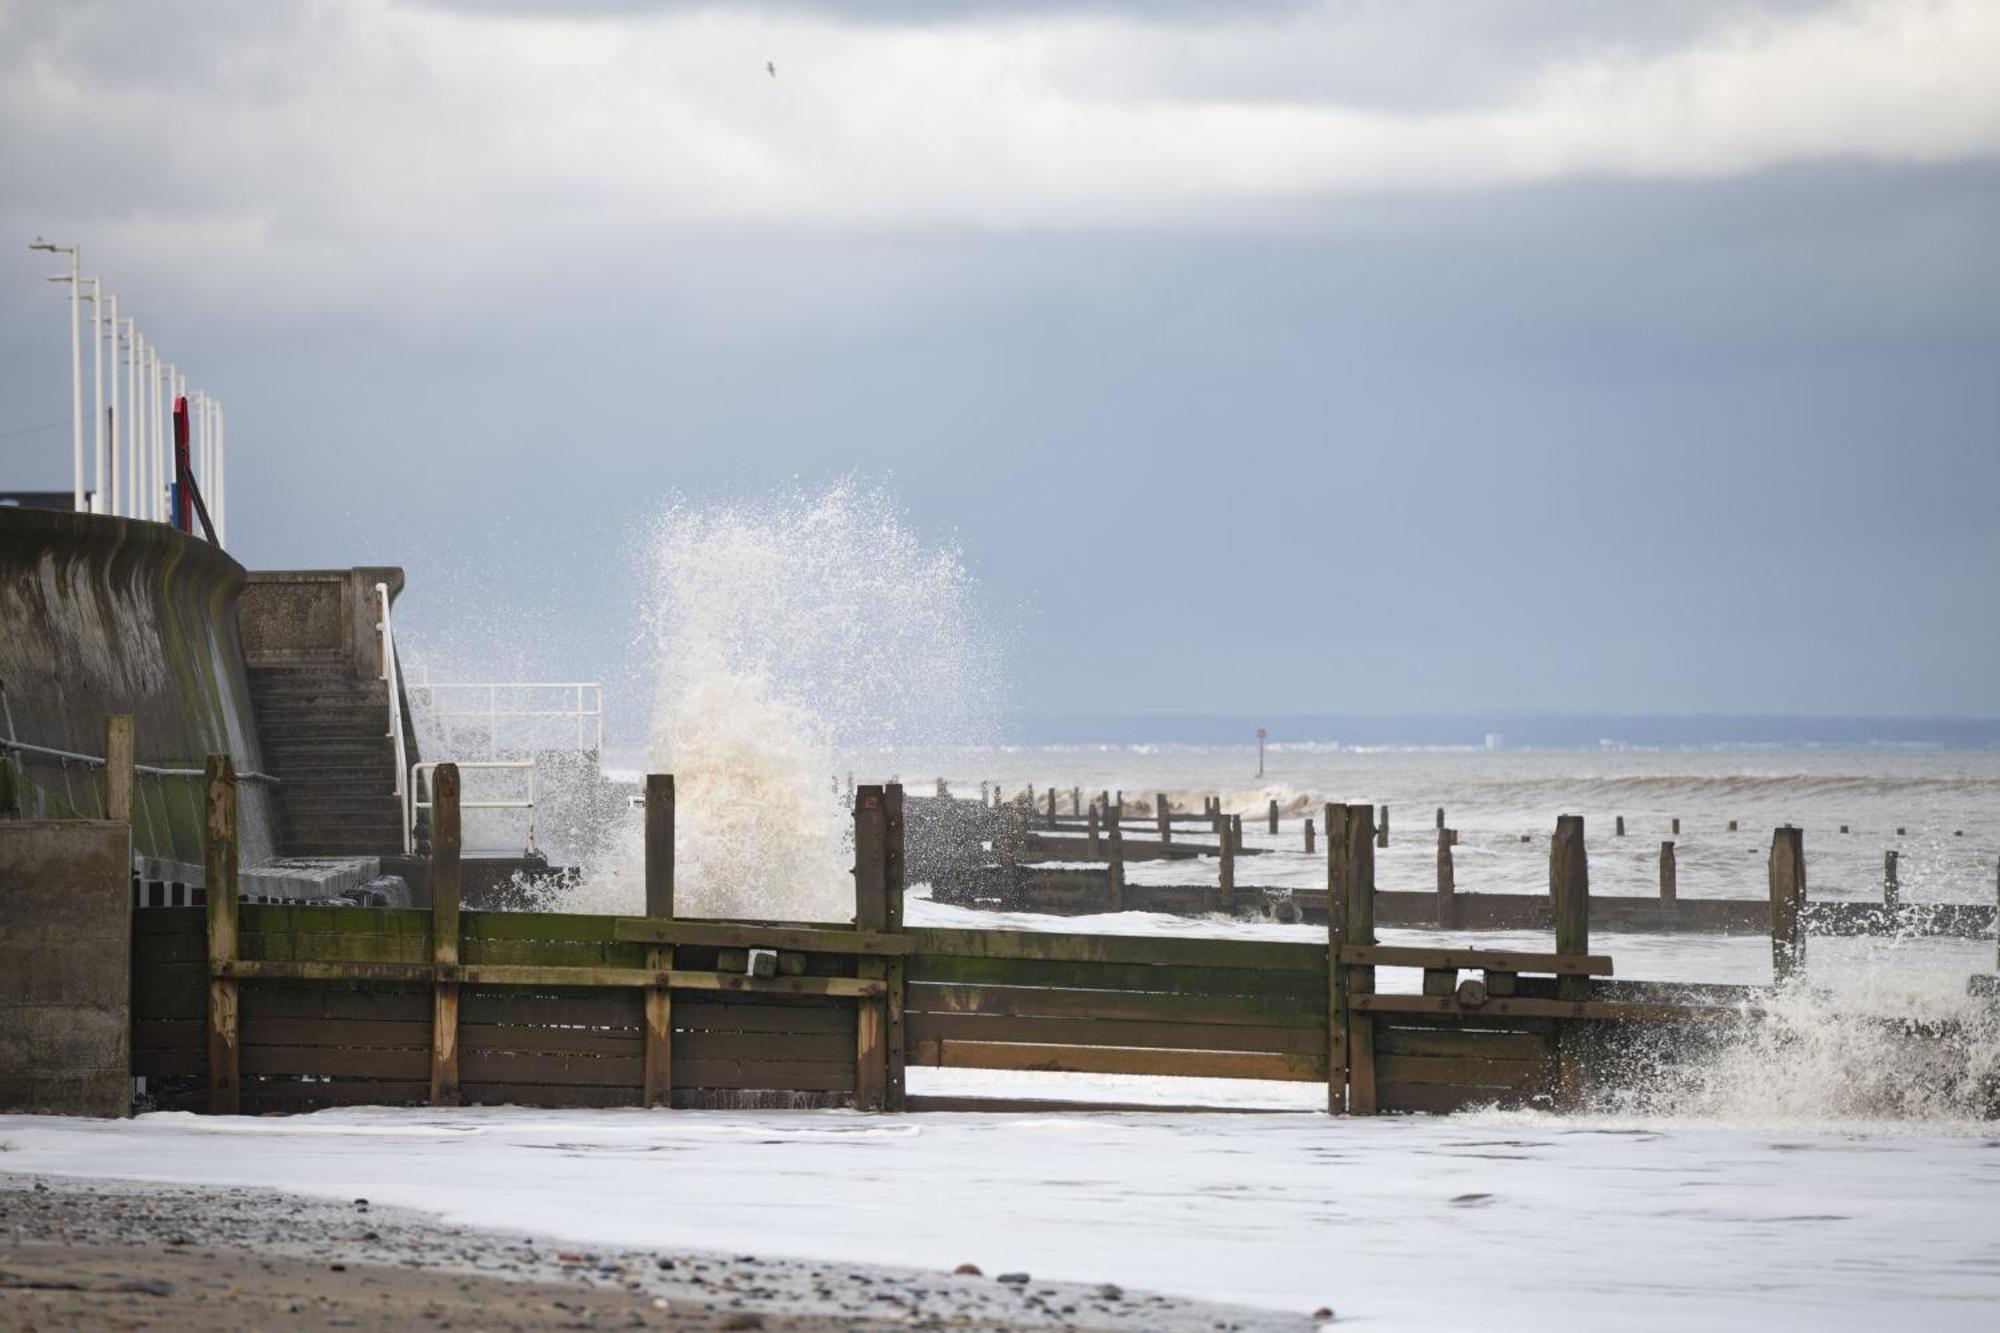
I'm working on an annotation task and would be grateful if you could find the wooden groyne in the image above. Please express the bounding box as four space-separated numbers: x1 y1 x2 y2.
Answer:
925 793 1999 940
117 767 2000 1117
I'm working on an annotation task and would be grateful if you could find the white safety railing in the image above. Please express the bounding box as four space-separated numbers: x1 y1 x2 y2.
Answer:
409 760 537 857
406 677 604 757
375 582 412 852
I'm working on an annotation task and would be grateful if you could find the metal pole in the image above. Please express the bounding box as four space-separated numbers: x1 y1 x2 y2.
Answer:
214 400 225 544
84 277 104 511
67 248 81 511
105 296 120 515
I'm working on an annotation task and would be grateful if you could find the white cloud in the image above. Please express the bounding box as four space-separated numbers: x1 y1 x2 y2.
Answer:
3 0 1995 311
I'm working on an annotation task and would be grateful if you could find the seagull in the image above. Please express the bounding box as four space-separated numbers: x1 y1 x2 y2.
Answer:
767 61 776 78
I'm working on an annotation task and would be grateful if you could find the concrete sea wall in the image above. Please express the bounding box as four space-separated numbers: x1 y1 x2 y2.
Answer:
0 508 275 863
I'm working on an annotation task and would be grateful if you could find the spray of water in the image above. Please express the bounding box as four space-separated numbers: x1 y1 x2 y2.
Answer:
571 482 999 920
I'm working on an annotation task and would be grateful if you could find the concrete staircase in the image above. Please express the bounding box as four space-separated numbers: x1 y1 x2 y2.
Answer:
248 663 407 857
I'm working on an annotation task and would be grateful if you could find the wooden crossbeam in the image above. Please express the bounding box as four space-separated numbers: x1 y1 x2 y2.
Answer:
1337 945 1613 977
212 958 886 997
1351 994 1737 1023
614 919 913 956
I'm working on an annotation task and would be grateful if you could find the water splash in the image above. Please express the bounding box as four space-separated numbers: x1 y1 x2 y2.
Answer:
571 482 999 920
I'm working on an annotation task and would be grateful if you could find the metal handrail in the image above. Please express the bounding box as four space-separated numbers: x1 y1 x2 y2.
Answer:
376 581 411 852
0 734 280 784
406 677 603 753
408 759 537 857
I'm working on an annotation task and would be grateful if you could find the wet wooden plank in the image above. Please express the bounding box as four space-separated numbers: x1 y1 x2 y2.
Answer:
906 1011 1324 1056
905 982 1321 1029
908 1038 1326 1082
1338 945 1612 977
908 927 1323 972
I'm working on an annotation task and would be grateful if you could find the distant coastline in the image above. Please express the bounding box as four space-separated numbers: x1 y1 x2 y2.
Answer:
997 713 2000 750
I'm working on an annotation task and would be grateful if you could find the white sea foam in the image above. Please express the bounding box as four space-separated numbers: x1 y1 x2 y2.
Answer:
565 482 998 919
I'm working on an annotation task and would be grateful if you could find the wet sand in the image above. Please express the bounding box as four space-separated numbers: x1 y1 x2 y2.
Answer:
0 1175 1311 1332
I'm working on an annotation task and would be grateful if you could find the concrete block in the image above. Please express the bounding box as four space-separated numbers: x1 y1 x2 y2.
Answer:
0 820 132 1117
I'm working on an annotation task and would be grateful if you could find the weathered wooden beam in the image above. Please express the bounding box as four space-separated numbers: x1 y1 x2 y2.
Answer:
1106 825 1125 912
1770 825 1806 983
104 714 134 824
1350 994 1740 1023
212 958 887 997
1218 812 1235 893
204 754 239 1114
907 926 1322 971
854 784 889 1111
1376 804 1388 850
1660 840 1677 903
1436 826 1456 929
884 782 907 1111
1267 799 1279 835
1337 945 1612 976
1339 802 1377 1115
643 773 674 1109
1156 792 1171 845
1549 813 1591 1110
1882 849 1900 911
615 920 913 954
1324 803 1347 1114
429 762 462 1106
1303 817 1315 855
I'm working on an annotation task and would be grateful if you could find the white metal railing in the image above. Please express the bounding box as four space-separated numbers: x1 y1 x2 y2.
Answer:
376 581 411 852
406 676 604 757
409 760 537 857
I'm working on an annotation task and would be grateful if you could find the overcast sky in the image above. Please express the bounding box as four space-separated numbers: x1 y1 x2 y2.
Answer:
3 0 1997 726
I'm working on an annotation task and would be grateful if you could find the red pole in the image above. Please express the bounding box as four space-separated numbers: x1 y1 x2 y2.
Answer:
172 395 191 531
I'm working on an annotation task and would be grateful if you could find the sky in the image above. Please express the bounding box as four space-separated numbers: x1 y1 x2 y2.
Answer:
2 0 1997 732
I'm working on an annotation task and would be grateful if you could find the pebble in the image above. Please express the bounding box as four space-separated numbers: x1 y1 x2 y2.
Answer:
998 1271 1031 1284
953 1262 983 1276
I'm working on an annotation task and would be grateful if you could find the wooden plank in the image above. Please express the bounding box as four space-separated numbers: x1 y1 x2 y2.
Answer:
458 1024 641 1057
212 960 886 997
242 1044 430 1079
133 908 206 936
854 784 889 1111
1337 945 1613 977
239 932 434 964
906 1096 1292 1116
104 714 134 824
675 998 855 1035
242 1079 430 1109
1326 801 1347 1115
884 783 907 1112
240 1016 432 1048
459 1049 642 1086
1770 825 1806 982
909 1038 1326 1083
673 1030 850 1063
1339 803 1377 1115
906 954 1324 1000
459 912 622 941
240 904 429 936
1376 1081 1537 1115
671 1059 857 1092
1374 1025 1552 1062
240 984 433 1024
1352 994 1741 1022
906 1011 1324 1056
459 1083 643 1109
643 771 674 1110
906 927 1321 973
431 762 462 1107
1375 1053 1549 1091
204 754 240 1115
902 982 1320 1030
613 920 912 955
459 989 641 1027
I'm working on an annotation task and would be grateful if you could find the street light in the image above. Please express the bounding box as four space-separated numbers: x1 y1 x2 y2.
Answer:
28 239 82 511
83 275 105 512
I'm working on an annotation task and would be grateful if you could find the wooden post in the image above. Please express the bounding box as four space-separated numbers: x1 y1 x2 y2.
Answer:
1769 825 1806 984
882 783 907 1111
1883 849 1900 910
1325 802 1347 1114
1436 825 1456 928
1046 786 1057 830
1338 803 1377 1114
1614 814 1624 837
1672 817 1680 835
1728 819 1738 832
429 762 462 1106
1659 840 1677 903
1231 813 1243 855
1268 798 1279 835
1435 806 1445 831
1376 804 1389 849
104 715 134 824
1071 786 1080 816
1110 792 1122 833
1086 802 1101 855
1304 817 1315 854
1549 814 1590 1111
203 754 240 1115
1550 816 1590 993
1106 825 1125 912
853 785 889 1111
1156 792 1171 845
1219 812 1236 895
643 773 675 1108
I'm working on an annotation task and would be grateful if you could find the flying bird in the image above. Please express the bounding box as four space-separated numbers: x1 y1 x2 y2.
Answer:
767 61 776 78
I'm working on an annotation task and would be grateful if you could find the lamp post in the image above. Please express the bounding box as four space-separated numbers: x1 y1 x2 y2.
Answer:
83 276 105 512
102 292 119 514
28 239 82 511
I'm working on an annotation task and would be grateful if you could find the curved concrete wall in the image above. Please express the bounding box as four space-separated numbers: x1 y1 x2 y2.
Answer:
0 509 275 864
